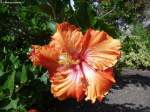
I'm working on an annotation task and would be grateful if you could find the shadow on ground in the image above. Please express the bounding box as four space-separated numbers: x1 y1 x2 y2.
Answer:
48 99 150 112
48 70 150 112
32 69 150 112
114 74 150 90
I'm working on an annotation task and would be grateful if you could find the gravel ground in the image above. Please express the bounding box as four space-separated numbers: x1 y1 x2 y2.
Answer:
50 69 150 112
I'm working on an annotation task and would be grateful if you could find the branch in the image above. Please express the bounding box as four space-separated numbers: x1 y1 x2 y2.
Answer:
47 1 56 20
100 5 116 18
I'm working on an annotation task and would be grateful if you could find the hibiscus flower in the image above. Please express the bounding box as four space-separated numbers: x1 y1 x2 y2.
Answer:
29 22 121 103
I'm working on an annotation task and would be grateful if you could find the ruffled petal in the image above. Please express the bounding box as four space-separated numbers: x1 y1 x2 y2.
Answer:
51 22 83 57
81 29 110 48
82 62 115 103
82 29 121 70
51 65 86 101
28 45 59 74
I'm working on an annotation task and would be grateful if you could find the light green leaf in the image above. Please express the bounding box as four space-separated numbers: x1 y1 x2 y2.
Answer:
39 71 48 85
47 21 56 33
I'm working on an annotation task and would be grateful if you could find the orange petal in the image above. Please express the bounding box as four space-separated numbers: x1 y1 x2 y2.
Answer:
82 29 110 47
80 29 109 52
97 67 116 83
51 65 86 101
28 45 59 74
82 62 115 103
51 22 83 57
82 29 121 70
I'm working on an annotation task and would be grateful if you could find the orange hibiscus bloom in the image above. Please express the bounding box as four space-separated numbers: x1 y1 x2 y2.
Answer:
29 22 121 103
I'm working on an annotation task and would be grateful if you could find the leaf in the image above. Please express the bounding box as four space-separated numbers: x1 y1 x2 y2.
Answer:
9 54 20 69
31 18 36 26
95 19 118 37
20 65 28 84
39 71 48 85
3 47 7 54
47 21 56 33
2 71 16 95
75 1 90 29
0 62 5 77
2 98 19 111
0 71 5 77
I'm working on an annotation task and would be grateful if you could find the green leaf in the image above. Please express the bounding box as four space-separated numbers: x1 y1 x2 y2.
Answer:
2 98 19 111
3 47 7 54
20 65 28 84
0 62 4 69
31 18 36 26
2 71 16 95
0 71 5 77
47 21 56 33
76 1 90 29
0 62 4 77
9 54 20 69
39 71 48 85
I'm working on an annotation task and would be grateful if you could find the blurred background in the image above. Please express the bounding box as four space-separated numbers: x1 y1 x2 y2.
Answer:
0 0 150 112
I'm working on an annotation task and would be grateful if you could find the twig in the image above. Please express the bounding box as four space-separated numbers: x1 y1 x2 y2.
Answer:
47 1 56 20
100 5 116 18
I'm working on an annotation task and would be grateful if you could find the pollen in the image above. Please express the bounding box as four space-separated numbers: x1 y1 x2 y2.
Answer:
58 52 79 66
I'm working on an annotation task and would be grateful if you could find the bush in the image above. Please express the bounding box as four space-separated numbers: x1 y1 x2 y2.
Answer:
119 23 150 69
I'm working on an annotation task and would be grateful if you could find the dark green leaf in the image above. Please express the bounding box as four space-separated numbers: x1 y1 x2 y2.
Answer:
2 71 16 95
2 98 18 111
20 65 28 84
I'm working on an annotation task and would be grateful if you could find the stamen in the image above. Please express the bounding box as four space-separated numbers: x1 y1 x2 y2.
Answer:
58 53 79 66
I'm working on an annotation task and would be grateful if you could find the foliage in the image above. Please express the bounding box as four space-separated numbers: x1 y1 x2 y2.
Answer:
0 2 52 112
0 0 149 111
118 23 150 69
